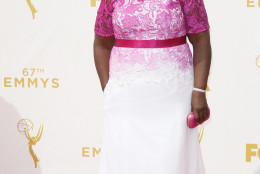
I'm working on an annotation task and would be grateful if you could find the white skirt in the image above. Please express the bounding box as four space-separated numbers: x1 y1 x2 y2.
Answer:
99 77 205 174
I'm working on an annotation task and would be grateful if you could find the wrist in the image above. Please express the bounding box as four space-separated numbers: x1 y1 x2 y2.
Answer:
192 90 205 96
193 87 206 93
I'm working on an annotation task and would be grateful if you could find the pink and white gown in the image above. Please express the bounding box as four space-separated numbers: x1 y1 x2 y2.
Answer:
94 0 210 174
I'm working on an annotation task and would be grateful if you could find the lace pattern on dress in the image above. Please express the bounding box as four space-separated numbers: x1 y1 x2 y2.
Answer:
94 0 115 37
103 43 195 95
180 0 210 33
112 0 187 40
103 64 194 95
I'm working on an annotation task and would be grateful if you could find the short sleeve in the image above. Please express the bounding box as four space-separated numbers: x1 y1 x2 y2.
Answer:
94 0 115 37
180 0 210 34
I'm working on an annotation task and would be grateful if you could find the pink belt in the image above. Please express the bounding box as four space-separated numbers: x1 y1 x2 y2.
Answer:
114 35 186 48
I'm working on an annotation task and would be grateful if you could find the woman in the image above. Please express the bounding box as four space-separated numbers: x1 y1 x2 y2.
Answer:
93 0 211 173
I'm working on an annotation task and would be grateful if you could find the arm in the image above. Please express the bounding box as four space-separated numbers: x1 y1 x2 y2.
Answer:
93 0 115 92
93 34 114 91
188 29 212 124
180 0 211 124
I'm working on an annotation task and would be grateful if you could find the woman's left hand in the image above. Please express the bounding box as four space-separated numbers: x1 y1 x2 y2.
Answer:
191 91 209 124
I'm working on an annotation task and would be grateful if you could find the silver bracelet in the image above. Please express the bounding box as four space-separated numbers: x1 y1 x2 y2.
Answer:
193 87 206 93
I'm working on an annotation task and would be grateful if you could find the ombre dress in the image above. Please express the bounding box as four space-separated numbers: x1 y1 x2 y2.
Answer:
94 0 210 174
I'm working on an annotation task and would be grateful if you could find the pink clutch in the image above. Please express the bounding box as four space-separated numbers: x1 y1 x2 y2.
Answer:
187 106 210 128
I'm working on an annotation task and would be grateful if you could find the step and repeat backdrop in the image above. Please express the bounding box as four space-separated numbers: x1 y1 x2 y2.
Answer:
0 0 260 173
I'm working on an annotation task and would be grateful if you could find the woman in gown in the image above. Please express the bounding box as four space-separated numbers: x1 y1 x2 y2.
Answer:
93 0 212 174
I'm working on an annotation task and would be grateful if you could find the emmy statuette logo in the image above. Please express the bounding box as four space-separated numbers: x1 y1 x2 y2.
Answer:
206 72 211 92
26 0 37 19
198 127 204 143
256 55 260 69
17 119 43 168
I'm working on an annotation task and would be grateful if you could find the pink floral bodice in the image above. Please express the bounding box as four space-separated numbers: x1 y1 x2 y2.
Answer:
94 0 210 93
